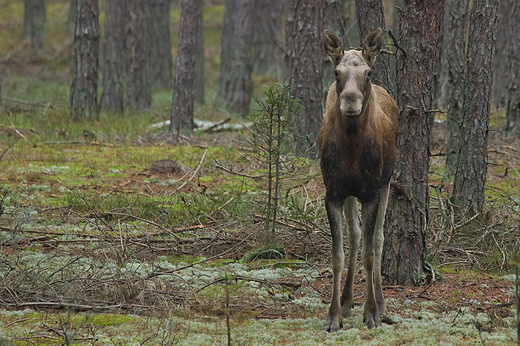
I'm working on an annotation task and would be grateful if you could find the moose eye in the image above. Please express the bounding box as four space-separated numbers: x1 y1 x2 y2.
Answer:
367 70 372 77
334 70 339 78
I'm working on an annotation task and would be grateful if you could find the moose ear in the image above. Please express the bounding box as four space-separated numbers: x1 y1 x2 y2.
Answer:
323 29 344 65
362 28 383 67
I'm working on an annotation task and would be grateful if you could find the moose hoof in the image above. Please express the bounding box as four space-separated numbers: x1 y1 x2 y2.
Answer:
323 314 343 332
363 307 381 329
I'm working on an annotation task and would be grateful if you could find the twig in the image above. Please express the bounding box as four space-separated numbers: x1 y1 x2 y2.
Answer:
5 301 122 310
491 232 506 271
204 117 231 133
213 159 261 180
169 149 208 195
147 228 257 279
196 275 301 293
103 212 181 238
387 29 407 58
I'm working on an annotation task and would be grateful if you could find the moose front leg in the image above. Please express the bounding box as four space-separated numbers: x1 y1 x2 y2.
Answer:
373 183 390 317
323 195 346 332
340 196 361 318
361 194 381 329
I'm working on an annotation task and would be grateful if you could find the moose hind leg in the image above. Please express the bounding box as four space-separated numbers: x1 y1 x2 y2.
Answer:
374 183 390 317
323 195 345 332
340 196 361 318
361 195 381 329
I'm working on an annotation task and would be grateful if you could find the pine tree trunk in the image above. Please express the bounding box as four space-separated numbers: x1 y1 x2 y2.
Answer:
252 0 283 77
284 0 324 157
100 0 129 114
504 0 520 135
434 0 452 110
67 0 76 33
193 3 205 104
452 0 499 216
129 0 152 111
323 0 348 105
355 0 392 95
444 0 470 181
382 0 445 286
170 0 201 133
70 0 100 120
493 0 511 109
148 0 173 89
217 0 254 118
24 0 46 49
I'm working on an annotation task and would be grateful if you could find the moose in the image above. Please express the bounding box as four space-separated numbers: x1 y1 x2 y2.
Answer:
319 28 399 332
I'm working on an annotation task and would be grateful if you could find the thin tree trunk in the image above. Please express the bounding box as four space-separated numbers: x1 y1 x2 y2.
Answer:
452 0 500 217
70 0 100 120
148 0 173 89
493 0 511 109
434 0 452 110
355 0 392 95
284 0 324 157
100 0 129 114
24 0 46 49
170 0 201 133
67 0 76 33
382 0 445 286
504 0 520 135
129 0 151 111
323 0 348 105
444 0 470 181
217 0 254 118
193 3 205 104
252 0 283 77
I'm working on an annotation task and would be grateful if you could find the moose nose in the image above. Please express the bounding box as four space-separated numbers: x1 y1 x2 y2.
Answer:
340 91 363 116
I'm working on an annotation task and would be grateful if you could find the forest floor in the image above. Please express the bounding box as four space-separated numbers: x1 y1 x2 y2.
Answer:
0 0 519 344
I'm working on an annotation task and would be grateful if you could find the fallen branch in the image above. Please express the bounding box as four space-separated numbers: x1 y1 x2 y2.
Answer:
169 149 208 195
196 274 301 293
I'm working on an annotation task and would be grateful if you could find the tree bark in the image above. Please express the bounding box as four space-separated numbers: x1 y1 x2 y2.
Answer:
382 0 445 286
129 0 152 111
433 0 452 110
67 0 76 33
444 0 470 181
504 0 520 135
284 0 324 157
70 0 100 120
492 0 511 109
452 0 500 216
355 0 392 95
148 0 173 89
252 0 283 77
100 0 130 114
323 0 348 105
170 0 201 133
24 0 46 49
217 0 254 118
193 2 205 104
